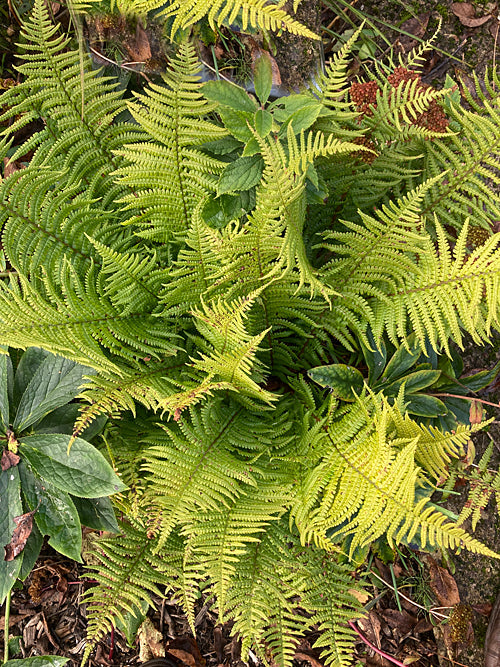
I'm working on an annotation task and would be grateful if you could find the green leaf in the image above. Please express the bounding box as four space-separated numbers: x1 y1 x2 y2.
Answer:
34 404 107 439
254 109 273 138
203 136 242 155
3 658 69 666
254 52 273 105
203 80 257 113
217 155 264 195
202 194 243 229
13 348 51 407
19 462 82 562
241 136 261 156
384 370 442 397
114 600 149 647
381 335 421 383
460 361 500 392
278 104 322 135
405 394 447 417
218 107 254 142
0 350 10 433
362 332 387 384
0 467 23 604
18 521 43 582
14 355 96 432
19 434 127 498
308 364 365 401
72 496 119 533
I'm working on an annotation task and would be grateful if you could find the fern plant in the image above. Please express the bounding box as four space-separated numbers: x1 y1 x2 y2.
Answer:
2 3 500 665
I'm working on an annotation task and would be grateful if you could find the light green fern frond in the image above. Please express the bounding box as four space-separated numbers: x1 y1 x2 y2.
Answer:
0 0 142 203
113 41 226 243
83 517 183 664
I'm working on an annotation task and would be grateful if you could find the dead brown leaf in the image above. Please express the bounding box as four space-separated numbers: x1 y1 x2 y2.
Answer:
358 611 382 647
294 651 324 667
469 399 484 424
451 2 493 27
167 637 206 667
380 609 418 636
396 12 431 53
427 556 460 607
1 449 20 471
486 594 500 666
138 618 165 662
125 22 152 62
4 509 36 561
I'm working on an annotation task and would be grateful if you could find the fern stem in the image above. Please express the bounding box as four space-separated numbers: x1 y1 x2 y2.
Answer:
3 589 10 664
348 620 406 667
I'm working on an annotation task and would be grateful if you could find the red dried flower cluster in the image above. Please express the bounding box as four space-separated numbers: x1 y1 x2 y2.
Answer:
352 136 378 164
350 80 379 116
350 66 449 133
388 66 449 133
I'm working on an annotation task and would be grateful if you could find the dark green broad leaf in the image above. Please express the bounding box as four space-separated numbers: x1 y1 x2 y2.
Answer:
241 136 260 156
460 361 500 392
0 350 10 433
308 364 365 401
19 463 82 562
18 521 43 582
34 404 107 440
218 107 254 142
0 467 23 604
3 658 69 666
115 600 149 647
254 109 273 138
203 136 242 155
72 496 119 533
14 355 96 432
254 51 273 105
202 194 243 229
13 347 51 406
203 80 257 113
19 434 127 498
381 334 421 383
217 155 264 195
405 394 447 417
361 331 387 384
384 370 442 397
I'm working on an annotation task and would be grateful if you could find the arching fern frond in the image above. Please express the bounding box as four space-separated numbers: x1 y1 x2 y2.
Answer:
114 41 226 243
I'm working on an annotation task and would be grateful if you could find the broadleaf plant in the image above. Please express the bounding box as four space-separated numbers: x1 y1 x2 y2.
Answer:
1 2 500 665
0 348 124 603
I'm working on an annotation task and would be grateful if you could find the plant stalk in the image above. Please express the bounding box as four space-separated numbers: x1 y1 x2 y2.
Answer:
3 589 11 664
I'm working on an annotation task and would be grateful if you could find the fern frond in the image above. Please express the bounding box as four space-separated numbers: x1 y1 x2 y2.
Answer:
0 0 141 202
83 517 183 664
113 41 226 243
456 441 500 530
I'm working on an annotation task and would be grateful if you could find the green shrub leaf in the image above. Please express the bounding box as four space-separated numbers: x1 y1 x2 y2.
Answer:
72 496 119 533
19 434 127 498
19 463 82 562
0 467 23 604
203 80 257 113
254 52 273 105
13 355 96 432
218 155 264 194
308 364 365 400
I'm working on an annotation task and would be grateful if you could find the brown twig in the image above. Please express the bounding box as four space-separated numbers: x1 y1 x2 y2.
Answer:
429 393 500 409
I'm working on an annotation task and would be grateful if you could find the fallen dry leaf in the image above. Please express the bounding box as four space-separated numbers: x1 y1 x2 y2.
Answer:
469 399 484 424
427 556 460 607
358 611 382 647
138 617 165 662
125 22 152 62
4 509 36 561
1 449 20 471
167 637 205 667
348 587 370 604
397 12 431 53
451 2 493 27
380 609 418 636
295 651 324 667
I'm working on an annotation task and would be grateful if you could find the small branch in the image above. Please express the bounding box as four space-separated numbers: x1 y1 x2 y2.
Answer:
429 393 500 410
369 569 449 620
348 620 406 667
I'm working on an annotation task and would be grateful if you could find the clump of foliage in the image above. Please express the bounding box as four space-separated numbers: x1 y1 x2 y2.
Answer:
0 348 124 604
1 0 500 665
